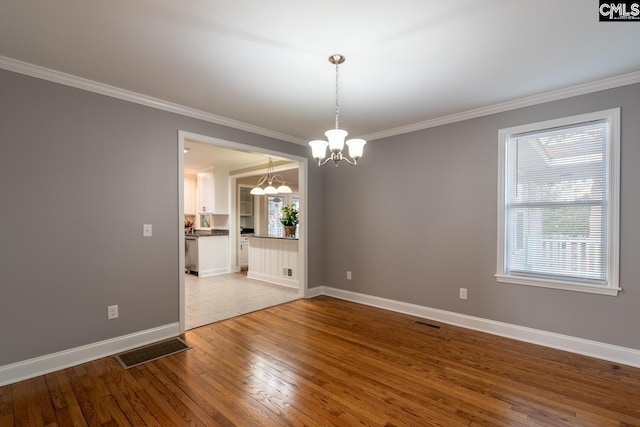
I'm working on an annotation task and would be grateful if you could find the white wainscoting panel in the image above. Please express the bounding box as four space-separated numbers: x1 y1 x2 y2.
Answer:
247 237 299 287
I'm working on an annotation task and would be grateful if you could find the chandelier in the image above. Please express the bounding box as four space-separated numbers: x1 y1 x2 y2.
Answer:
309 54 366 167
249 158 292 195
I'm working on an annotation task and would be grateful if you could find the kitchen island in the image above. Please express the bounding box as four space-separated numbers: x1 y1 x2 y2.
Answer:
185 229 229 277
247 235 299 288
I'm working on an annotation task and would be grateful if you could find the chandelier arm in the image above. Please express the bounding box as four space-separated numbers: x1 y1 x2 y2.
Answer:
317 157 333 167
272 175 286 184
342 157 358 166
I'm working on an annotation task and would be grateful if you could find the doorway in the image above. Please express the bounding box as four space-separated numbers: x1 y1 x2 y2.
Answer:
178 130 308 333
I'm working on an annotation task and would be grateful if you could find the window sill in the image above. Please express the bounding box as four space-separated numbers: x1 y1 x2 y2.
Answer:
495 274 620 296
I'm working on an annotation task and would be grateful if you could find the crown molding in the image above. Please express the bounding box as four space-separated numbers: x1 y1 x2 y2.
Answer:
361 70 640 142
2 55 639 145
0 55 306 146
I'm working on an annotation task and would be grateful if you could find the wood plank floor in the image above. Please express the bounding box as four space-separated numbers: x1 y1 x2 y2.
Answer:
2 296 640 426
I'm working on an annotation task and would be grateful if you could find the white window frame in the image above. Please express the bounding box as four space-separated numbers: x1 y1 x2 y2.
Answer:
496 108 621 296
266 193 299 237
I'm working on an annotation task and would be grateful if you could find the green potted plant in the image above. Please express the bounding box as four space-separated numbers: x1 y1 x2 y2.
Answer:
280 204 299 237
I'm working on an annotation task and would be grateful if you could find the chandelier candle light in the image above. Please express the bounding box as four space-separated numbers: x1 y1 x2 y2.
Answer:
250 158 293 195
309 54 366 167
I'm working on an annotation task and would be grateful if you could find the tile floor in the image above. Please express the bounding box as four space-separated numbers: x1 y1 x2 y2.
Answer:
185 272 299 330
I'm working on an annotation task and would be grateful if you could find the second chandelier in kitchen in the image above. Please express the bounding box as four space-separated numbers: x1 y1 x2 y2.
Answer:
249 157 292 195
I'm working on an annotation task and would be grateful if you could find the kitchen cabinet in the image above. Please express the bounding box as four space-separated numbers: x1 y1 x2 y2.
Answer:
214 168 230 214
196 168 229 215
185 235 229 277
197 172 214 213
239 187 253 216
239 235 249 267
184 174 197 215
198 235 228 277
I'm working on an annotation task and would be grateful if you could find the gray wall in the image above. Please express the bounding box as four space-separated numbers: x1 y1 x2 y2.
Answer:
2 64 638 368
0 69 324 365
323 83 640 350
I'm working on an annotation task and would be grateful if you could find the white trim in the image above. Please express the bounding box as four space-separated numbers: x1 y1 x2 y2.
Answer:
496 108 621 295
4 288 638 386
495 274 621 296
298 162 309 299
361 71 640 141
178 137 186 334
2 55 639 144
608 108 621 294
0 323 180 387
306 286 325 298
318 287 640 368
497 127 508 285
197 267 229 278
177 130 309 333
0 55 305 146
246 271 299 289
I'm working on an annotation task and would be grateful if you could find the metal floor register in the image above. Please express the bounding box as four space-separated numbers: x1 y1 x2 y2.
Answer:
115 337 190 369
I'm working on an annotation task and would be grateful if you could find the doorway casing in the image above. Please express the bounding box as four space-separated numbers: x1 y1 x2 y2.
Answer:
177 130 308 333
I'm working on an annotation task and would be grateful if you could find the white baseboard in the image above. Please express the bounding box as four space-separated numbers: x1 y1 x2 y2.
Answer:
247 271 298 289
5 288 638 387
306 286 324 298
198 267 228 277
0 323 180 386
318 286 640 368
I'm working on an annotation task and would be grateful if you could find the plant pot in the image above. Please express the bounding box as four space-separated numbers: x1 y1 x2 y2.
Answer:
284 225 297 237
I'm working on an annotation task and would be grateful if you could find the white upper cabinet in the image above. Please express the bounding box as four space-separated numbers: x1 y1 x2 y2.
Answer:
213 168 229 215
184 174 197 215
197 172 214 214
239 186 253 216
196 168 229 215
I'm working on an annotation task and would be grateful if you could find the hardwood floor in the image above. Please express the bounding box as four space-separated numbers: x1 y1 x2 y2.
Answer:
2 296 640 426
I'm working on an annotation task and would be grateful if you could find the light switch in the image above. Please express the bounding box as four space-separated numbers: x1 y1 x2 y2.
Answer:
143 224 152 237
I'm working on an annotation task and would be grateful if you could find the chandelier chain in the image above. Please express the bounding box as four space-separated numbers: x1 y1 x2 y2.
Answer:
334 61 340 129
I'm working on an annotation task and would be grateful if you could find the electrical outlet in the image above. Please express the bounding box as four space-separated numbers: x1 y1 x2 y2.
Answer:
108 305 119 319
459 288 468 300
347 271 352 280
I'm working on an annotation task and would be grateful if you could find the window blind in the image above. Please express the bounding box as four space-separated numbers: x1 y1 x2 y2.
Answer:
505 119 608 285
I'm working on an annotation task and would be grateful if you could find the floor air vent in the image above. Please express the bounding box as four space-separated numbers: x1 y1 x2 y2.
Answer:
414 320 441 330
115 337 190 369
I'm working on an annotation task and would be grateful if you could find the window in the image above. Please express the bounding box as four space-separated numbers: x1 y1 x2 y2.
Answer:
496 109 620 295
267 194 299 237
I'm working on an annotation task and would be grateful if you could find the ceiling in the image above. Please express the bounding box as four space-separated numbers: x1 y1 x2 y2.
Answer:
183 139 278 174
1 1 640 145
184 140 297 184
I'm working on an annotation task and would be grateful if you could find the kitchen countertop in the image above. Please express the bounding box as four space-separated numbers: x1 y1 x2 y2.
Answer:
185 229 229 237
250 234 298 240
